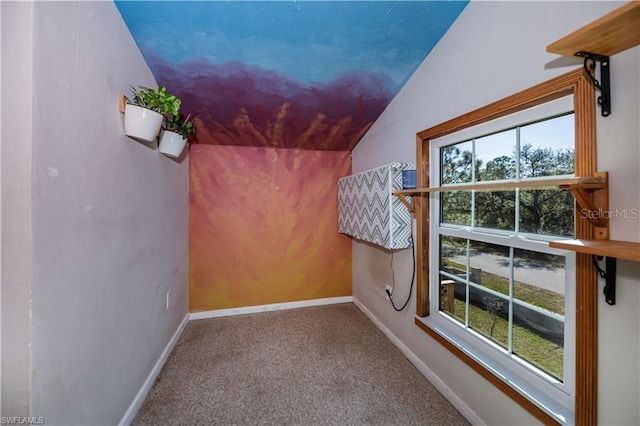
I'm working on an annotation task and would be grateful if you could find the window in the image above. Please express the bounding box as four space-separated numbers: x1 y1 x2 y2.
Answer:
413 69 598 425
430 97 576 419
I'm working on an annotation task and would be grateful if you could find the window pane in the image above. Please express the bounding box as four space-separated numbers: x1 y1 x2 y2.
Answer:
441 191 471 226
475 129 516 181
467 242 509 351
512 303 564 381
519 189 574 237
475 190 515 231
439 236 467 324
439 273 465 323
512 248 565 379
513 249 565 315
468 289 508 349
520 114 575 178
469 241 510 296
441 141 473 184
440 235 467 277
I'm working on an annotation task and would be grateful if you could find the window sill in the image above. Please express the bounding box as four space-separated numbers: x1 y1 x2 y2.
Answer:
414 315 572 425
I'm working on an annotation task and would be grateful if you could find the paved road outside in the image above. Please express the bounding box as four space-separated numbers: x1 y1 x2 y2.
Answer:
451 252 565 295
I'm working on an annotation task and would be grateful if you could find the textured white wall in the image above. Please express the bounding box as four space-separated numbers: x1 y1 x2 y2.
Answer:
352 1 639 424
1 1 34 416
0 1 189 423
595 43 640 424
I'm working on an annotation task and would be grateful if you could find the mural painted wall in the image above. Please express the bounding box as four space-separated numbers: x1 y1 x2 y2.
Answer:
116 2 468 151
190 145 352 311
116 1 468 310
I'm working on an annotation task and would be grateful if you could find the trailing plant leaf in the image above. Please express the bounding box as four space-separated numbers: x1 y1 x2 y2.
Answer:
129 85 181 116
163 114 196 139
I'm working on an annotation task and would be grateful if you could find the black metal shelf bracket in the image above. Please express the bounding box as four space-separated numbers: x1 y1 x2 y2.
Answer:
575 51 611 117
593 255 616 305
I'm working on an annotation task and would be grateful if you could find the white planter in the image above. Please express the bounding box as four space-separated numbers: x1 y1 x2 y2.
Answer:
158 130 187 158
124 104 164 143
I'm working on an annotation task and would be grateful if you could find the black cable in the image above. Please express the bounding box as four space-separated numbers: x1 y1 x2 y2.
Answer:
387 220 415 312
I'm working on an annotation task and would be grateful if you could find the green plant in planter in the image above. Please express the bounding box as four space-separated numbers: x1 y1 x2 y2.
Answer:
163 114 196 140
129 85 181 117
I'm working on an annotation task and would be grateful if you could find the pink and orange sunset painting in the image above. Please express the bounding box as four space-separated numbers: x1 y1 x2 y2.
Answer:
116 1 468 310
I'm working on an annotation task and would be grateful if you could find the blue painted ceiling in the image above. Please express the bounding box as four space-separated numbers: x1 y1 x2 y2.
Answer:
116 1 468 150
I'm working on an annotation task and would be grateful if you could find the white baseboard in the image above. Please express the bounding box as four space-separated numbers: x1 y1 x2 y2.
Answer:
352 297 484 426
189 296 354 320
119 313 189 426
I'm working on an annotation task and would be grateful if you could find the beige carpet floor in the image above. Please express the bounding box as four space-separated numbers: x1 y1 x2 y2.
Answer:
133 303 469 425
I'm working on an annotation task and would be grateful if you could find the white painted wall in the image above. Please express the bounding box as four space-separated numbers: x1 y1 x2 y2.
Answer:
596 42 640 426
352 1 640 424
2 2 189 423
1 1 34 416
0 0 2 413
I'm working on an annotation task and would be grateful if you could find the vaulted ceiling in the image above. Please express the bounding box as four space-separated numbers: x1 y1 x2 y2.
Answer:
116 1 468 151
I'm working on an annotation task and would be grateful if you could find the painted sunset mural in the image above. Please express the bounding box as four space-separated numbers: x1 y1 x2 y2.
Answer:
116 1 468 150
189 146 353 310
116 1 468 311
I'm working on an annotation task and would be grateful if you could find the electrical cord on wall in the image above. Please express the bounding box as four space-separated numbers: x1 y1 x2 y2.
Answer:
386 221 415 312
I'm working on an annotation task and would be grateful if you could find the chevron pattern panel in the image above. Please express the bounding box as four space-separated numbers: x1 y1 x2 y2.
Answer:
338 162 414 250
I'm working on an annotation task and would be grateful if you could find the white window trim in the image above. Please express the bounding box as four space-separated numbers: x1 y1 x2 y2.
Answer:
421 96 577 424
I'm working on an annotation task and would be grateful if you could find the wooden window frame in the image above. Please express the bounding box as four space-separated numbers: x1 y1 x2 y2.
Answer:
414 68 597 425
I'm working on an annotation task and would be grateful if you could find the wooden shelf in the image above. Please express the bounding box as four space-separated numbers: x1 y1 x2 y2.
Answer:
393 175 604 196
550 239 640 262
547 2 640 57
393 175 608 221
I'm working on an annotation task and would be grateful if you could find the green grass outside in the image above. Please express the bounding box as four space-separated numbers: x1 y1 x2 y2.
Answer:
442 259 565 379
443 259 565 315
447 299 564 380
